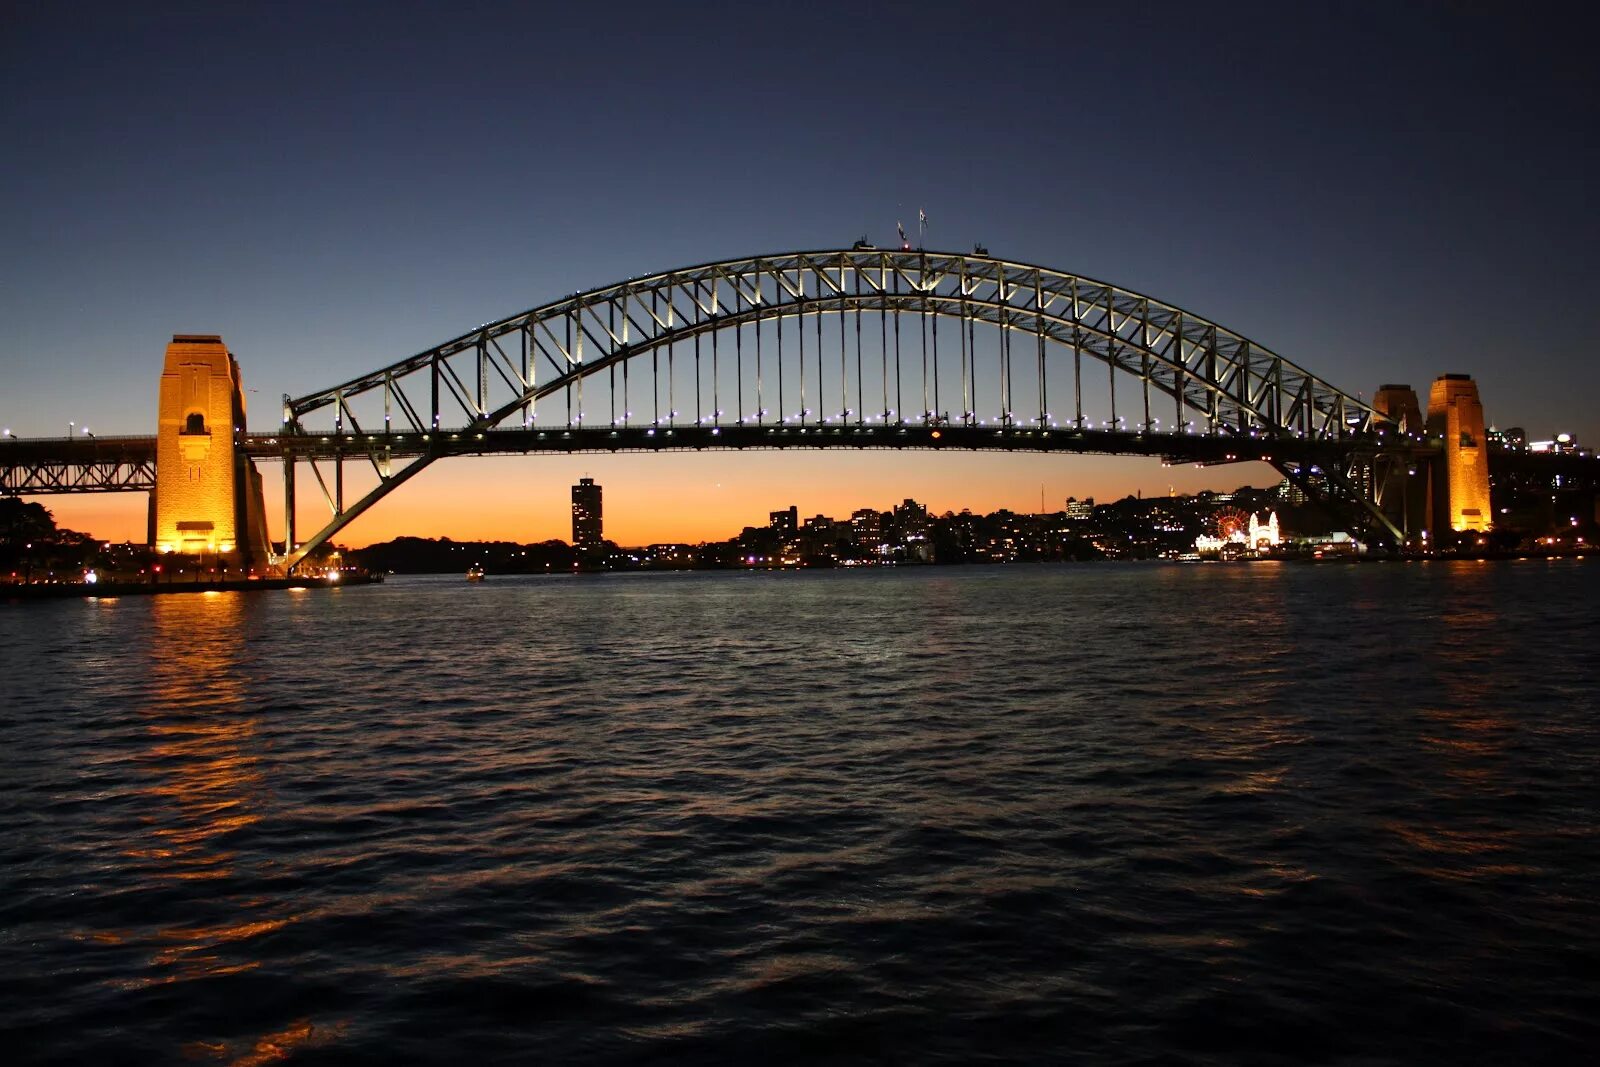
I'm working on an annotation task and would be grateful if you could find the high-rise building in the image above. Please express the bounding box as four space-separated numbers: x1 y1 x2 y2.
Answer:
1426 374 1491 533
893 498 929 539
769 505 798 535
571 477 602 546
851 507 884 548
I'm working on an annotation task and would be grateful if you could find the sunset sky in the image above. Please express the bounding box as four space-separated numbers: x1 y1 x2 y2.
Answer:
4 2 1595 547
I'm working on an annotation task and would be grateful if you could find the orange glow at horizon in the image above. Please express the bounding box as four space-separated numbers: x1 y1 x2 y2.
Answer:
32 453 1281 549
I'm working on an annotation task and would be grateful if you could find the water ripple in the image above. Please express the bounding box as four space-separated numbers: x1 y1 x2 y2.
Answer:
3 561 1598 1064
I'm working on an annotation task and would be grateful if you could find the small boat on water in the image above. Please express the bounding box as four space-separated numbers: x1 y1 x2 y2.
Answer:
466 564 486 582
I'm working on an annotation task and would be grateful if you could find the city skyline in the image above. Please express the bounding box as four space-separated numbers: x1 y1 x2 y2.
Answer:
34 450 1287 549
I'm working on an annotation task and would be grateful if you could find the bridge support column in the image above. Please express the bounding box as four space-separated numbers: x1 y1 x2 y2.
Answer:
284 455 296 559
1426 374 1491 539
154 334 272 570
1370 384 1429 543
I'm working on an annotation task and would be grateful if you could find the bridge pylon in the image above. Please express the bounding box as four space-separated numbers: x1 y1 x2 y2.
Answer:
154 335 272 569
1426 374 1492 536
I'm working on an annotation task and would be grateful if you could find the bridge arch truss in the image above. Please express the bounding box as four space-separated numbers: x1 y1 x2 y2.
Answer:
278 249 1389 566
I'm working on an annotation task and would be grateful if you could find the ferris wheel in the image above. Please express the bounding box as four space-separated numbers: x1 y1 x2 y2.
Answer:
1210 507 1252 542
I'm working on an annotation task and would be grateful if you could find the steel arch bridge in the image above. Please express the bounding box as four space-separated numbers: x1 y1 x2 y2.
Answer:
271 248 1401 567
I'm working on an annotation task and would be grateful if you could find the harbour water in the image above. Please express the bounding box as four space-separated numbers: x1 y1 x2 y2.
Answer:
3 561 1597 1064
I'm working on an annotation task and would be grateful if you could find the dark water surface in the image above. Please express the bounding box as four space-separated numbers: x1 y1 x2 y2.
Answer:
3 561 1598 1064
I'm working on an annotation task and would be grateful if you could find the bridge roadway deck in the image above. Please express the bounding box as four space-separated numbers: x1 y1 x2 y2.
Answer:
245 424 1362 464
5 426 1593 495
0 434 160 494
0 426 1358 495
0 425 1388 463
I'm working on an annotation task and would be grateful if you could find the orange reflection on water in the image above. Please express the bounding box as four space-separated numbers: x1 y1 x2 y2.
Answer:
1232 861 1319 899
1386 823 1517 857
1384 576 1530 879
180 1017 344 1065
145 915 292 976
1416 580 1512 786
1383 821 1537 881
122 594 262 883
101 593 312 1001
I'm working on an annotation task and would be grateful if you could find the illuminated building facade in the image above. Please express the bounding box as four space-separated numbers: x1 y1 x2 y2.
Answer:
1249 511 1280 550
1426 374 1491 533
851 507 884 548
1195 510 1281 557
154 335 271 566
571 477 602 546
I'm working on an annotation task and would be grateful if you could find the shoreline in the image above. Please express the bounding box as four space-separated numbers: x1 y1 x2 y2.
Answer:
5 553 1591 600
1 572 384 601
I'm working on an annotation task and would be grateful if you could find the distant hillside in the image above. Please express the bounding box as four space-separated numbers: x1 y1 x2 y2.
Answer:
352 536 578 575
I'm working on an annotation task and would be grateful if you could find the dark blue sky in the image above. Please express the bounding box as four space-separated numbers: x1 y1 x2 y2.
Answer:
4 2 1595 453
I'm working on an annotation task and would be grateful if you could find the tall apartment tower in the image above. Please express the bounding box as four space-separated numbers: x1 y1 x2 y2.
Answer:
769 505 798 535
1426 374 1491 533
154 335 272 566
571 477 603 546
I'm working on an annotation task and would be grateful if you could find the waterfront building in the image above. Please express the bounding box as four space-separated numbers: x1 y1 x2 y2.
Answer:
851 508 884 549
1249 511 1281 550
1195 509 1281 558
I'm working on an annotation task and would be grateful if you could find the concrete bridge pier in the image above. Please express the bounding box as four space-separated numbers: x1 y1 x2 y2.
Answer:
1370 375 1492 545
154 334 272 571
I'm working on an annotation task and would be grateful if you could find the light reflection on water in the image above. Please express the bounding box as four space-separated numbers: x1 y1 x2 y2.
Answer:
2 561 1598 1064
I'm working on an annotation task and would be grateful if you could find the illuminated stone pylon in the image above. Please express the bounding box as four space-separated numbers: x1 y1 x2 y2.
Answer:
154 335 272 566
1373 384 1423 434
1426 373 1492 534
